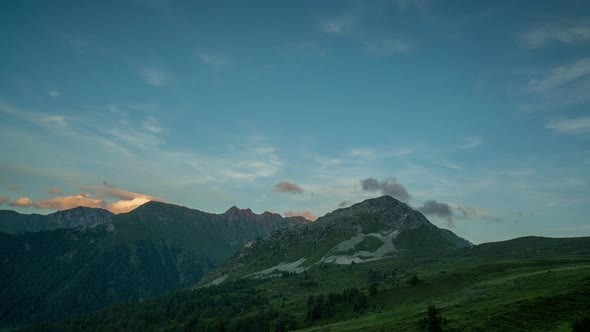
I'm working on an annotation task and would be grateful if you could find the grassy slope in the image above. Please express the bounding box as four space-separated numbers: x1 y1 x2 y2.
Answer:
290 257 590 331
234 236 590 331
27 237 590 332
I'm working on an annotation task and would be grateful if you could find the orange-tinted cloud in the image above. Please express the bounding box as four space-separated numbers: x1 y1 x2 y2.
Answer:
273 181 303 194
83 185 160 201
4 182 162 214
31 189 160 214
43 188 63 195
8 185 23 190
33 193 107 210
108 197 153 214
284 210 317 221
9 197 33 207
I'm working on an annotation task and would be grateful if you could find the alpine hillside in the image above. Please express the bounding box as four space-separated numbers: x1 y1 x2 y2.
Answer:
205 196 471 283
0 201 307 328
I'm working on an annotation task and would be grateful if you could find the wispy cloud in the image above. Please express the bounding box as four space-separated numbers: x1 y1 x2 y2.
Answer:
0 102 74 135
348 146 416 159
141 116 165 134
361 39 413 55
438 160 464 171
349 148 374 158
273 181 303 194
460 136 481 149
284 210 317 221
196 52 231 67
320 14 357 35
7 185 23 190
522 23 590 49
527 58 590 93
0 196 8 205
0 102 283 192
64 35 88 54
319 9 413 56
43 188 62 195
546 117 590 135
139 68 170 87
48 90 60 98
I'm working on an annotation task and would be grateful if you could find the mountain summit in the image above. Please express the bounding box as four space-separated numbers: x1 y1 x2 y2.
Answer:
206 195 471 281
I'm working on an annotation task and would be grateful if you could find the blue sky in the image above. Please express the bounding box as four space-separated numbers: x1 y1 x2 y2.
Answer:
1 0 589 243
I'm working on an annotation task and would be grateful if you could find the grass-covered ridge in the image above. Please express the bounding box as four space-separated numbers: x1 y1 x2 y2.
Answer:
24 236 590 331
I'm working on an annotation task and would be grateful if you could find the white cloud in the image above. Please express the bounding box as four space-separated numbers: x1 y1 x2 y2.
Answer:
142 116 164 134
460 136 481 149
196 52 230 67
0 102 73 135
349 148 374 158
546 117 590 135
527 58 590 93
362 39 413 55
319 10 412 56
319 14 356 35
139 68 170 87
49 90 60 98
438 160 464 171
522 24 590 49
107 128 163 148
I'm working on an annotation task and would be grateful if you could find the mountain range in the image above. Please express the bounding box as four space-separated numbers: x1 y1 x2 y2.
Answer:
0 201 307 327
1 196 589 331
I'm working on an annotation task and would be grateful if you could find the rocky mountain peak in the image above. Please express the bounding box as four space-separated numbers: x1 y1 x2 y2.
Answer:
316 195 428 233
224 206 256 218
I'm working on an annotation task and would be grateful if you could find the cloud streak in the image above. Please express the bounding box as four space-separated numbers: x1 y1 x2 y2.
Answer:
273 181 303 194
546 117 590 135
522 23 590 48
43 188 63 195
196 52 230 67
319 10 413 56
0 196 8 205
527 58 590 93
139 68 170 87
460 136 481 149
